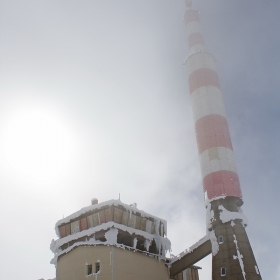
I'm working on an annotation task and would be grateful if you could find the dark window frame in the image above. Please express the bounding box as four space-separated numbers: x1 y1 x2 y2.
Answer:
87 264 92 275
221 267 226 276
95 262 100 273
219 236 224 244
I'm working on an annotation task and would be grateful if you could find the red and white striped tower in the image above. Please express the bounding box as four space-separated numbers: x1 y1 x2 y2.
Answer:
184 1 262 279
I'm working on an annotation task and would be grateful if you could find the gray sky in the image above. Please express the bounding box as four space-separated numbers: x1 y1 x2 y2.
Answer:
0 0 279 279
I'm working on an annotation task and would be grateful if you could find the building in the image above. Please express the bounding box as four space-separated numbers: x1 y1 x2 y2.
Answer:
50 198 200 280
50 1 261 279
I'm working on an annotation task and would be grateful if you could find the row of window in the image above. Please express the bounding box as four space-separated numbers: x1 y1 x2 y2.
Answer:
221 266 260 276
87 262 100 275
59 206 165 239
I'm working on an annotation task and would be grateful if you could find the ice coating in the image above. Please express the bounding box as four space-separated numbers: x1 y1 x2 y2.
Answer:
104 228 118 245
133 237 138 249
169 235 209 263
55 199 167 238
219 205 248 226
51 235 170 266
233 234 246 280
50 221 171 265
208 230 219 256
205 196 226 229
144 239 152 251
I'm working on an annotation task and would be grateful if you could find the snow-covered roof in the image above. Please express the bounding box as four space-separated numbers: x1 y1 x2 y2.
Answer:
50 221 171 266
55 199 167 237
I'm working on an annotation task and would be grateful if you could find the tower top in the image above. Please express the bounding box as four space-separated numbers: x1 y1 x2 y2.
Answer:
185 0 193 8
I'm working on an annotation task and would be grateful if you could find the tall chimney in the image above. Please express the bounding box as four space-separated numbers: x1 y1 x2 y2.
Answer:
184 1 262 279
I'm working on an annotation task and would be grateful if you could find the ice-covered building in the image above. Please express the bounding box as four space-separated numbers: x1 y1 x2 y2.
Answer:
50 198 201 280
50 1 262 279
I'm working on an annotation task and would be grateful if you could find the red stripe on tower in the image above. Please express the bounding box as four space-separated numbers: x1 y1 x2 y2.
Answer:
203 170 242 199
185 8 242 200
188 68 220 94
195 115 233 154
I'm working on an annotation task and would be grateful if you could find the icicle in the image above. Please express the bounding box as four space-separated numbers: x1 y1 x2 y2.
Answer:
133 237 138 249
208 230 219 256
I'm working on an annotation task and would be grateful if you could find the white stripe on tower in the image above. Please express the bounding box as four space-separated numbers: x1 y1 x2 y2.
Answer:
184 6 242 200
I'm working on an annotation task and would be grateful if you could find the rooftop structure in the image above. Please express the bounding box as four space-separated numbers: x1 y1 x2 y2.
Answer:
51 199 201 280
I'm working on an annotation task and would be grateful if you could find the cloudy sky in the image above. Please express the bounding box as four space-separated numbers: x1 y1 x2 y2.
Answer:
0 0 279 279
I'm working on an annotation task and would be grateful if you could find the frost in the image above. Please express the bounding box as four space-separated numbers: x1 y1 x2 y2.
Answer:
50 221 171 265
219 205 248 226
233 234 246 280
169 235 209 263
133 238 138 249
51 222 155 253
154 218 160 235
154 235 170 256
86 270 100 280
255 265 259 274
158 235 171 255
105 228 118 245
208 230 219 256
205 199 215 229
55 199 167 238
144 239 151 251
51 238 168 266
205 195 226 206
146 220 152 233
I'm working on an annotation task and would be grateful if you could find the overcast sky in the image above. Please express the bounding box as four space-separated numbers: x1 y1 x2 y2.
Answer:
0 0 279 279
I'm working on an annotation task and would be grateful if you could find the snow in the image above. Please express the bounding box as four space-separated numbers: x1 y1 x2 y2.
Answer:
154 234 171 256
86 268 100 280
233 234 246 280
204 196 250 258
51 221 155 253
205 196 248 229
205 196 227 229
50 221 171 265
154 218 160 235
55 199 167 238
144 239 151 251
169 235 209 263
208 230 219 256
133 237 138 249
104 228 118 245
219 205 248 226
146 220 152 233
255 265 260 274
51 237 169 266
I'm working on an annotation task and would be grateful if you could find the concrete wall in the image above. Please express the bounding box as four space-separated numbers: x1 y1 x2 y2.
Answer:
173 267 200 280
56 245 169 280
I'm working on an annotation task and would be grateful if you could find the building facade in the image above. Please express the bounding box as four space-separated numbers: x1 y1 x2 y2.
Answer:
51 199 200 280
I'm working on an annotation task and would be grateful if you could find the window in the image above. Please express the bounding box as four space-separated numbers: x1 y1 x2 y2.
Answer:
95 262 100 273
87 264 92 275
221 267 226 276
219 236 224 244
